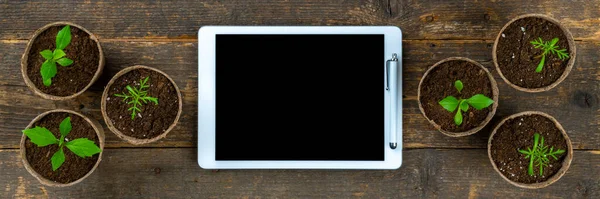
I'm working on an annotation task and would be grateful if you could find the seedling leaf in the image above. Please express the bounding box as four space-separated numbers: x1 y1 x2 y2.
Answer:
40 50 53 60
56 25 71 50
518 149 531 155
51 148 65 171
53 49 66 60
454 109 463 125
459 100 468 112
549 38 558 46
126 85 135 94
466 94 494 110
454 80 463 93
56 57 73 66
535 55 545 73
59 117 71 137
439 96 459 112
145 96 158 105
22 126 58 147
553 149 566 155
43 79 52 86
66 138 102 158
41 60 57 87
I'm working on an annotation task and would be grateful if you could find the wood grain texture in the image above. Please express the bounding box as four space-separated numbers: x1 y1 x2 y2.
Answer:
1 0 600 40
1 40 599 149
386 0 600 40
0 0 385 40
0 148 598 198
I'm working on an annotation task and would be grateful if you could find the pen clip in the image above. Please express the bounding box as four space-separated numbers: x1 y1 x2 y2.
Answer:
385 53 398 91
385 61 390 91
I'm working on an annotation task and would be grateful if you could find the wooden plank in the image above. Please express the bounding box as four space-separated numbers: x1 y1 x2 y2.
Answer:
1 40 599 149
0 0 385 40
387 0 600 40
1 0 600 40
0 148 598 198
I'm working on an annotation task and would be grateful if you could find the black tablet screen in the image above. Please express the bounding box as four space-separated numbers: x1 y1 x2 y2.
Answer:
215 34 384 160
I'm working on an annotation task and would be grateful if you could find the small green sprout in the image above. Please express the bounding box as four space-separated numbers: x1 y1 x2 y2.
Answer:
40 25 74 86
22 117 102 171
518 133 566 176
438 80 494 126
530 37 569 73
114 77 158 120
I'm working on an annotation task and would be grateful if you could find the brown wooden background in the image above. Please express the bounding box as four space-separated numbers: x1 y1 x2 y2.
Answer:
0 0 599 198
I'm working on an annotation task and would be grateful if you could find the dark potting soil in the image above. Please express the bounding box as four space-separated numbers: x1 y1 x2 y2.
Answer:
496 17 571 88
25 112 100 183
26 25 100 96
490 115 568 184
105 69 179 139
420 60 494 133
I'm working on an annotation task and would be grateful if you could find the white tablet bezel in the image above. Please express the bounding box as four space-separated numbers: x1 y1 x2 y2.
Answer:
198 26 402 169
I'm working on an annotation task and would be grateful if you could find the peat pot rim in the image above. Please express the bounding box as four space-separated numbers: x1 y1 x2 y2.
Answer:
417 57 499 137
101 65 183 145
21 21 105 100
20 109 105 187
492 14 576 93
487 111 573 189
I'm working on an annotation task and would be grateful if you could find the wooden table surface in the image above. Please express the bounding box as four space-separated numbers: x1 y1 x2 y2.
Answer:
1 0 599 198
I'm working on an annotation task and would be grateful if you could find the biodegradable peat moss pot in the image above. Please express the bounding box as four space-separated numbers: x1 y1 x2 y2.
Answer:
20 109 105 187
21 22 104 100
418 57 499 137
493 14 575 92
101 65 182 144
488 111 573 189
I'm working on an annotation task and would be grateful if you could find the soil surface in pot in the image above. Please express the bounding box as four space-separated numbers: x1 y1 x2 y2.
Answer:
105 69 179 139
496 17 571 88
25 112 100 183
420 60 493 133
490 115 568 183
26 25 100 96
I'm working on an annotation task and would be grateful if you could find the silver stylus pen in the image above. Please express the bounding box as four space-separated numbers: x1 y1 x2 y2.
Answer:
386 53 398 149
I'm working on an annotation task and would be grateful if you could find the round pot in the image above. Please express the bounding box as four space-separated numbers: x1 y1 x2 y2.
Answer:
101 65 183 144
488 111 573 189
20 109 105 187
418 57 499 137
492 14 576 92
21 22 105 100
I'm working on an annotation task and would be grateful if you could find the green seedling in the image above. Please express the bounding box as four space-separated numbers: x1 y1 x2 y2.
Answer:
39 25 74 86
22 117 101 171
518 133 565 176
530 37 569 73
114 77 158 120
438 80 494 126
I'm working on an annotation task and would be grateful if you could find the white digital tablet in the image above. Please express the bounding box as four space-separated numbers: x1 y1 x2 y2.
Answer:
197 26 402 169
